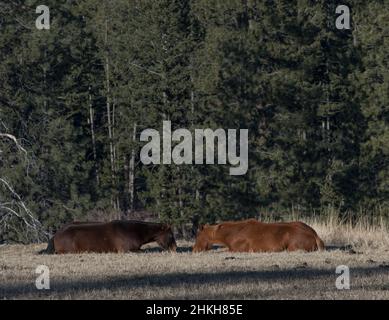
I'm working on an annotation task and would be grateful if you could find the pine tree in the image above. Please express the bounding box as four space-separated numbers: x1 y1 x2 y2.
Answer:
354 0 389 214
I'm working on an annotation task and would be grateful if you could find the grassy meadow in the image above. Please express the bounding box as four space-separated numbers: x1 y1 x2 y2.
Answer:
1 216 389 300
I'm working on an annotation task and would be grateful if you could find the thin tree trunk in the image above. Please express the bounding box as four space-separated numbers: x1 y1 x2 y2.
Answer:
104 18 117 212
112 100 117 171
89 86 99 185
43 50 47 112
178 184 186 238
128 123 137 213
105 59 114 188
112 100 120 215
190 72 200 235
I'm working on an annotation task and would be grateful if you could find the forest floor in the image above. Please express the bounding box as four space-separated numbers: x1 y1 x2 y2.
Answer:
1 231 389 299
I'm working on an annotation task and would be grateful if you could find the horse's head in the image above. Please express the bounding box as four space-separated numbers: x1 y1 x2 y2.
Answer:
192 224 214 252
155 224 177 252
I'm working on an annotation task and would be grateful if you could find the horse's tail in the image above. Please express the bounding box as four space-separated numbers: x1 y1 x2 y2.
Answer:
38 237 55 255
315 236 325 251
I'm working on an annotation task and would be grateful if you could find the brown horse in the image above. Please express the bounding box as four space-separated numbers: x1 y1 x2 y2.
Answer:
193 219 324 253
40 220 177 254
38 221 102 254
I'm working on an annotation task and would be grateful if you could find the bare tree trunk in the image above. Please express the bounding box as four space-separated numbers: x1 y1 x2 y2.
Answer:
105 58 114 201
128 123 137 213
176 165 188 239
104 18 118 213
112 100 120 216
178 184 185 238
112 100 117 171
88 86 99 185
190 74 200 236
43 50 47 112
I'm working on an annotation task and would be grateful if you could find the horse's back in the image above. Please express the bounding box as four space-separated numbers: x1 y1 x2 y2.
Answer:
216 220 323 252
51 220 174 254
53 221 125 253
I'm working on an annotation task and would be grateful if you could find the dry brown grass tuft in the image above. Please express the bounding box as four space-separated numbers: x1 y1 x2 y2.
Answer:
304 216 389 250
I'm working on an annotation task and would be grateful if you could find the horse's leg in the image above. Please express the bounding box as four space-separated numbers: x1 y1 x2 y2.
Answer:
229 239 251 252
286 236 315 252
127 242 142 252
125 241 141 253
286 243 299 252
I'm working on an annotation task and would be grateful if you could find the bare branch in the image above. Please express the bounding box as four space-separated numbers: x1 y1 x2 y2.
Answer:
128 60 164 77
0 178 49 242
0 133 28 155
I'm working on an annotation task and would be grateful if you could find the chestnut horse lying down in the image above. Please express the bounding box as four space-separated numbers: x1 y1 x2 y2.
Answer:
193 219 324 252
39 220 177 254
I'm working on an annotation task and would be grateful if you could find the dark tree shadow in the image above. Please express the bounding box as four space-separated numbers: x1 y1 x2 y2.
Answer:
2 265 389 299
325 244 360 253
141 244 225 253
142 244 356 254
141 246 193 253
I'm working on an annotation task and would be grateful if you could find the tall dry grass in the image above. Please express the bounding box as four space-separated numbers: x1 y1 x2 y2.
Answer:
306 216 389 250
261 207 389 250
274 210 389 250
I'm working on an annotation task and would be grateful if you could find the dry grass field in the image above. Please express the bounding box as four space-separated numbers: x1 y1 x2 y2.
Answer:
1 218 389 300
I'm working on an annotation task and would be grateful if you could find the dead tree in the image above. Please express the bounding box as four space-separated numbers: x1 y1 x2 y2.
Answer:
0 133 49 243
